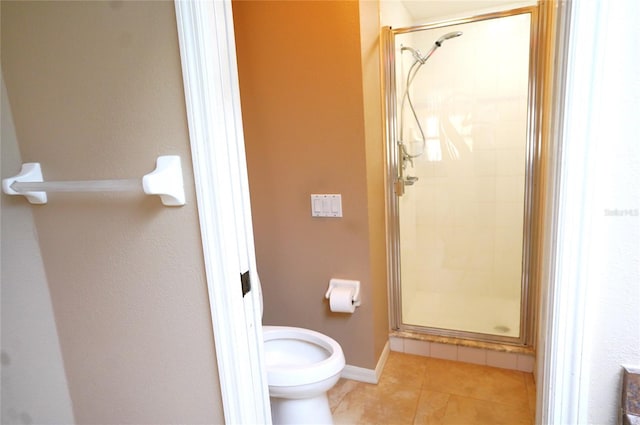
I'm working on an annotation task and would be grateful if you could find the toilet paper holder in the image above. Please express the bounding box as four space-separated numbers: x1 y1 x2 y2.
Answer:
324 279 361 307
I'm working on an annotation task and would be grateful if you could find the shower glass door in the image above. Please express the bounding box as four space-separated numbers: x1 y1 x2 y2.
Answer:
385 8 538 343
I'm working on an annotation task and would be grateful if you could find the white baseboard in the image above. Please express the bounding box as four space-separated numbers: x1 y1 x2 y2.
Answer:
341 340 390 384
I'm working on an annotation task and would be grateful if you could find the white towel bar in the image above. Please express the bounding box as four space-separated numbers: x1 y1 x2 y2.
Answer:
2 155 185 206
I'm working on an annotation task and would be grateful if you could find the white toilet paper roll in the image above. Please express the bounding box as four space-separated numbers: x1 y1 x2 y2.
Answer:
329 287 356 313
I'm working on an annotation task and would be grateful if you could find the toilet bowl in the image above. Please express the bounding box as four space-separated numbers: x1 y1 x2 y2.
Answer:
263 325 345 424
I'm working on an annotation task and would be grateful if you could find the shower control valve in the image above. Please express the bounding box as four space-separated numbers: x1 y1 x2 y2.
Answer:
395 176 418 196
405 176 419 185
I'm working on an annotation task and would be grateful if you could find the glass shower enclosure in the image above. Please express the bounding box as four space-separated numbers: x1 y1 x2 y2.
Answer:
384 7 541 345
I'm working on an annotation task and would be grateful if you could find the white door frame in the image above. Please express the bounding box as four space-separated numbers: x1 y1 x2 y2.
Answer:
173 0 615 424
174 0 271 423
537 0 630 423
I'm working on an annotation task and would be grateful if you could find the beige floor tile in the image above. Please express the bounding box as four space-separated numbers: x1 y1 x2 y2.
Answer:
330 352 533 425
359 389 421 424
525 373 536 415
423 357 529 408
413 389 450 425
441 394 533 425
329 378 360 412
331 382 370 425
332 378 421 425
379 351 429 389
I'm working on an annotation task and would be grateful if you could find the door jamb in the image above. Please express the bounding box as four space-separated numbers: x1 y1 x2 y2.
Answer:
174 1 271 423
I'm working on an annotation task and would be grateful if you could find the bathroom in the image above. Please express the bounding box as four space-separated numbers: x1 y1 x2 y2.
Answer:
2 0 639 424
233 0 538 383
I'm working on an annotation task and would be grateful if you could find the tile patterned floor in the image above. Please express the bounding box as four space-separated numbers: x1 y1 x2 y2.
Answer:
328 351 536 425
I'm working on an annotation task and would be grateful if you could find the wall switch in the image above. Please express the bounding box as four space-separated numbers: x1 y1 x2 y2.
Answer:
311 194 342 217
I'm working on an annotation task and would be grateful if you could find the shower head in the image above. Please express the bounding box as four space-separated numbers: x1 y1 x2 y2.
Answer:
435 31 463 47
401 31 463 65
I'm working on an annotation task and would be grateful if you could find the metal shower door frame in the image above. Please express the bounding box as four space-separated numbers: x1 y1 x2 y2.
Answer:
383 5 543 347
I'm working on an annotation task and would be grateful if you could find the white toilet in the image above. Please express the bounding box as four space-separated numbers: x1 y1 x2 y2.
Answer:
263 326 345 424
258 280 345 424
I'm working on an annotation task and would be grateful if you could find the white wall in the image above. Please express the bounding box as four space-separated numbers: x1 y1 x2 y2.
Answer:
538 0 640 423
577 0 640 422
1 76 75 424
399 0 537 23
380 0 413 28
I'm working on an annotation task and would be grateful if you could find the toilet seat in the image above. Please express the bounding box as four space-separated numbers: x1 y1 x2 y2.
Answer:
263 326 345 388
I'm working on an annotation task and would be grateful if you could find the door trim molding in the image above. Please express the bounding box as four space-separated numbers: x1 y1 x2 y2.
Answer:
174 1 271 423
537 0 606 422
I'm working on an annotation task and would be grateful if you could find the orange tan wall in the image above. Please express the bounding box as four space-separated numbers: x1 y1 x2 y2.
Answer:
358 0 390 367
1 1 224 423
232 0 388 369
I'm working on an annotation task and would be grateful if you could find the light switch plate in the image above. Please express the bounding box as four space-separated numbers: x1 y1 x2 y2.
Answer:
311 194 342 217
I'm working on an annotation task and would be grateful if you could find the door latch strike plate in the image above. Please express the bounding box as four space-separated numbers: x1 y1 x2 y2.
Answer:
394 179 405 196
241 271 251 297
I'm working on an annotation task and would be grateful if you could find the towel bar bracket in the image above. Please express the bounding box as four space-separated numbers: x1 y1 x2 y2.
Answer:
2 163 47 204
